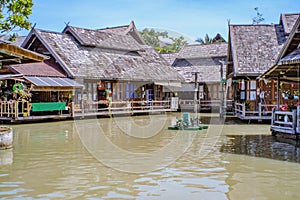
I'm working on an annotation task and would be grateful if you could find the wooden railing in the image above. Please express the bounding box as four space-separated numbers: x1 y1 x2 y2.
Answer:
0 101 69 120
73 100 172 117
234 102 276 120
271 106 300 136
0 99 174 120
0 101 31 118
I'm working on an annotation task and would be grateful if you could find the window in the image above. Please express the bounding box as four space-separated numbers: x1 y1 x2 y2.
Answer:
247 80 257 101
126 83 136 99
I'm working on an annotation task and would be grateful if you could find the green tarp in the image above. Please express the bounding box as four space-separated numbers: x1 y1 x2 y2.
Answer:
32 102 66 112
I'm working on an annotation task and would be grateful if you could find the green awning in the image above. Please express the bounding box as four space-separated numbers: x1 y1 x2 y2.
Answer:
32 102 66 112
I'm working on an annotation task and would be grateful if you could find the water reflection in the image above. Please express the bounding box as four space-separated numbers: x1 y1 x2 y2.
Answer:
221 135 300 163
1 115 300 199
0 149 13 165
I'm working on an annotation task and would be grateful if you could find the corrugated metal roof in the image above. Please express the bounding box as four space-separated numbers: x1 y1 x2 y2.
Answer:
0 74 23 80
279 48 300 64
9 61 66 77
25 76 83 87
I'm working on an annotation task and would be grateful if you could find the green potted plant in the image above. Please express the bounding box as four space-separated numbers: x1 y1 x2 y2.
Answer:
245 101 251 110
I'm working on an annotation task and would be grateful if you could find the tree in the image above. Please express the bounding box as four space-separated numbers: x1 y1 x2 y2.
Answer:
140 28 168 48
139 28 187 53
168 36 188 52
252 7 265 25
0 0 34 34
196 33 226 44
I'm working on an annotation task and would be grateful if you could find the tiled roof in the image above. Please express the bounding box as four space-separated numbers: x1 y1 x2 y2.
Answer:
9 61 66 77
281 13 300 35
160 53 178 65
172 43 227 83
97 25 129 34
172 58 225 83
31 28 183 82
228 24 285 76
64 26 142 51
178 43 227 59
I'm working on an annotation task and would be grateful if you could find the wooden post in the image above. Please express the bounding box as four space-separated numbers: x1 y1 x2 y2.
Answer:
297 106 300 134
14 102 18 119
271 107 275 126
242 102 246 117
292 109 297 134
71 102 75 117
277 76 280 109
258 102 262 118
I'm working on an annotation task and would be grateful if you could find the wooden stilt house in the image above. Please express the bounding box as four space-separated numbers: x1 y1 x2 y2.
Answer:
261 16 300 137
21 22 183 118
227 13 300 120
169 43 229 111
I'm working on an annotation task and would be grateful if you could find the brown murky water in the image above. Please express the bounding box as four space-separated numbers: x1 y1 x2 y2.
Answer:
1 113 300 199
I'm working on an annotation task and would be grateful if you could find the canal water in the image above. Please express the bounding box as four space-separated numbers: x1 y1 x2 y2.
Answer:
1 113 300 199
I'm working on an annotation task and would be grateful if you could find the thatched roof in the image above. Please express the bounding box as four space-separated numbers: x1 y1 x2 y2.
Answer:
22 26 183 82
172 43 227 83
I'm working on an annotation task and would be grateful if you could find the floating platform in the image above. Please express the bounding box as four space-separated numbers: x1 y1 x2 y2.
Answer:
168 112 209 131
168 125 208 130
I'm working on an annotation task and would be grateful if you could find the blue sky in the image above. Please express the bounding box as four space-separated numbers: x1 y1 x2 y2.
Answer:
22 0 299 42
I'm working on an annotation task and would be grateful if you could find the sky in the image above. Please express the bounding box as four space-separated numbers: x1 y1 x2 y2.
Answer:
19 0 300 43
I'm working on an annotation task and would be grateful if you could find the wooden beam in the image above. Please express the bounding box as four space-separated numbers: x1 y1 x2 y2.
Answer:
0 43 47 62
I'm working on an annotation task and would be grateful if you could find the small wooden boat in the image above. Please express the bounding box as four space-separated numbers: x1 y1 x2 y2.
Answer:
0 126 13 150
168 112 208 131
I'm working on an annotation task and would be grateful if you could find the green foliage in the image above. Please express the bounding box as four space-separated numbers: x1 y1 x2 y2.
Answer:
0 0 33 34
140 28 188 53
252 7 265 25
196 33 226 44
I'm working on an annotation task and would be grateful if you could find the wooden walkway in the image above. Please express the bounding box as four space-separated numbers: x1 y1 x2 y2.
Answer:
0 99 176 122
